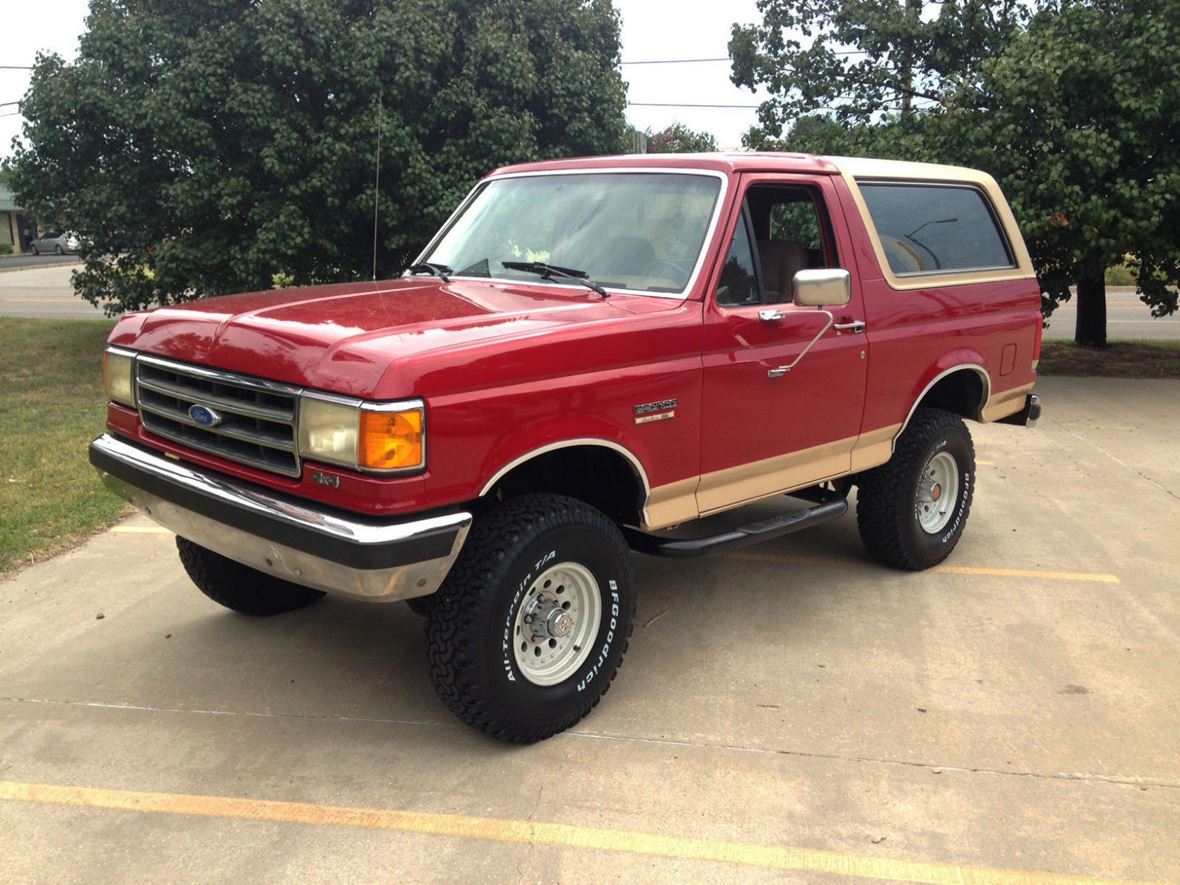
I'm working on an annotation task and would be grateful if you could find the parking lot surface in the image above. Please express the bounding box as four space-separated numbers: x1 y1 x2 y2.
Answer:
1 375 1177 883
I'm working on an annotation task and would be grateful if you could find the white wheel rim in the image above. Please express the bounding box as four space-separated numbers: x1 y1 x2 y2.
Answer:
917 451 960 534
512 562 602 687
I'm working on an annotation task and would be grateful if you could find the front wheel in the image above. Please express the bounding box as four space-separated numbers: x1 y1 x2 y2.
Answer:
856 407 975 570
176 537 326 615
426 494 636 743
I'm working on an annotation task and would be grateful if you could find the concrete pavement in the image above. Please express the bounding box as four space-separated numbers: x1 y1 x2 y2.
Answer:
1 375 1178 882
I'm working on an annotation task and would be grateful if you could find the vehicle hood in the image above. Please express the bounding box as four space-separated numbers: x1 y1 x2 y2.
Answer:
109 277 683 398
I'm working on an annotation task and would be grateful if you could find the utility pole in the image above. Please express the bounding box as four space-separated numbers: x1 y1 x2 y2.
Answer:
900 0 920 117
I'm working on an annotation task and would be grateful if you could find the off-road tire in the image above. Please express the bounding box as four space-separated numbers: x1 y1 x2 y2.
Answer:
176 537 326 615
426 494 636 743
856 407 975 571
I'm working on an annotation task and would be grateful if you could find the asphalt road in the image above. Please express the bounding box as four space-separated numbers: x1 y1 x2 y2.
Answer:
3 268 1178 341
0 263 110 319
0 254 83 272
1043 286 1180 341
1 376 1177 883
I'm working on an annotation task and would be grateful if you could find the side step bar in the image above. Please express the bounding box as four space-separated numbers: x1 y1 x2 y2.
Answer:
623 495 848 559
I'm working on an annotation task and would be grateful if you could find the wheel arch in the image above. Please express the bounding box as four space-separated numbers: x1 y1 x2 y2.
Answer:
894 362 991 448
480 439 651 527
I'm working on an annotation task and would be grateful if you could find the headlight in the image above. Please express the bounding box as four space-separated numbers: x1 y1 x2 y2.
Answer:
297 394 425 473
103 348 136 407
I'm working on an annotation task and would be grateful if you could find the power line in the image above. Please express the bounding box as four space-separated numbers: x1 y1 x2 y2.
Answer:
0 66 34 70
0 101 19 107
628 101 762 109
622 57 730 65
621 50 866 65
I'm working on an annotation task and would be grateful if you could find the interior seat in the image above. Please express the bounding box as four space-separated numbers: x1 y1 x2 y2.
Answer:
757 239 808 303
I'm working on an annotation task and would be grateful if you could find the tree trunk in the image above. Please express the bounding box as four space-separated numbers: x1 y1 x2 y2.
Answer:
1074 268 1107 347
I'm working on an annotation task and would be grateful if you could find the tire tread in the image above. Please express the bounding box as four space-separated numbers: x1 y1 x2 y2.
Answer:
426 494 635 743
856 407 975 571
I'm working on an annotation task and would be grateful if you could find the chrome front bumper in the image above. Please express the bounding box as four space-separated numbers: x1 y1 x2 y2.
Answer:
89 434 471 602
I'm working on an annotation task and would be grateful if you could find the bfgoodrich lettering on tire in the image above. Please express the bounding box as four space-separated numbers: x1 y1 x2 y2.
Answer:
425 493 636 743
855 407 976 571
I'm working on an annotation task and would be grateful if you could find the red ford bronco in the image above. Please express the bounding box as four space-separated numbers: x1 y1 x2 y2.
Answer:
92 153 1041 742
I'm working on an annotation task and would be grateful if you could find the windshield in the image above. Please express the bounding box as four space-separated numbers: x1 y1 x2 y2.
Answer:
422 172 723 295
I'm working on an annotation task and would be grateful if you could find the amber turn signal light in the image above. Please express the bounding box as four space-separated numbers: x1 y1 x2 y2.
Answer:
358 407 424 471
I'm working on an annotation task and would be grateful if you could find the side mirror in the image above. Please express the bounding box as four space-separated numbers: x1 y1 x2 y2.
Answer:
792 268 851 308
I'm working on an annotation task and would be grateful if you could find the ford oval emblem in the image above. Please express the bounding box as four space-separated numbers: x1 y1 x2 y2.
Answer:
188 404 222 427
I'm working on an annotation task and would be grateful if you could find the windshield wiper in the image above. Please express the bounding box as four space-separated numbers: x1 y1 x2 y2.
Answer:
407 261 453 282
500 261 609 299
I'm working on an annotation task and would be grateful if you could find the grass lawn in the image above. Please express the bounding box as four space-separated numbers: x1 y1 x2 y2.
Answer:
0 318 126 577
1038 339 1180 379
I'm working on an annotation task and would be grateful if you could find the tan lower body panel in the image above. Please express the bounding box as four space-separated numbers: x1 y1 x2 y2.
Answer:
640 378 1031 531
695 437 853 516
981 382 1034 422
642 429 886 530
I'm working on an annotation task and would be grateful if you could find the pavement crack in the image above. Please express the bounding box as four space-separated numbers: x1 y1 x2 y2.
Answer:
566 728 1180 791
0 695 445 729
6 695 1177 793
1060 425 1180 501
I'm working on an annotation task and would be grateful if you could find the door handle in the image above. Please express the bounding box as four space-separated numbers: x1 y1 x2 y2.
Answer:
833 319 866 334
759 308 786 322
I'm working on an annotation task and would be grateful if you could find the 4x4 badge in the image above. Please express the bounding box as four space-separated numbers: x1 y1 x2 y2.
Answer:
312 471 341 489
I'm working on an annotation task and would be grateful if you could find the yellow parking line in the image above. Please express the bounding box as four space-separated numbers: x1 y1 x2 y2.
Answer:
720 552 1118 584
0 780 1133 884
976 459 995 466
934 565 1118 584
109 526 173 535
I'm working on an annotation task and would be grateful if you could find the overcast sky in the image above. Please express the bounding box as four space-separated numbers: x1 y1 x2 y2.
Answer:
0 0 770 161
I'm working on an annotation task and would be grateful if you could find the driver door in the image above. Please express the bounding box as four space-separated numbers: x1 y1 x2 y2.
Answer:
697 174 869 514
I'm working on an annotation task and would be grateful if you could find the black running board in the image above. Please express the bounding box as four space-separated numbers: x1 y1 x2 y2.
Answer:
623 496 848 558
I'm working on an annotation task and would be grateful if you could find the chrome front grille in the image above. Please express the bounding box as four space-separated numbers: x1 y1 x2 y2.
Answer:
135 355 302 477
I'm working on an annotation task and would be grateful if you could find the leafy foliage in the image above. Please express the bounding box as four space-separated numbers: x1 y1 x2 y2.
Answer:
647 122 718 153
732 0 1180 346
730 0 1029 129
5 0 627 314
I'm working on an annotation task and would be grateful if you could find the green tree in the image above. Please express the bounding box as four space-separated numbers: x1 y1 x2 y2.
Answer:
647 122 718 153
953 0 1180 346
729 0 1029 129
4 0 627 314
730 0 1180 347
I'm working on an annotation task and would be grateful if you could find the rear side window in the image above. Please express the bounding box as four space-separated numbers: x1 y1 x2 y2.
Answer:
859 183 1014 276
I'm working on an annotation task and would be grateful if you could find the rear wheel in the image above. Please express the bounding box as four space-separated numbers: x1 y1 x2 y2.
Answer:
856 407 975 570
426 494 636 743
54 245 64 255
176 537 326 615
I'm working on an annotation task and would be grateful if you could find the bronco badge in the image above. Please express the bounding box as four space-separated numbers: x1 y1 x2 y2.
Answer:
633 399 677 424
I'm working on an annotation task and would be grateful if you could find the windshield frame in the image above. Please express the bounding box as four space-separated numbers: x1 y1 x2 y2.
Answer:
411 167 730 300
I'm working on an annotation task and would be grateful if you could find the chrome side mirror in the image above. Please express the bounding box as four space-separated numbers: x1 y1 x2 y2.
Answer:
792 268 851 307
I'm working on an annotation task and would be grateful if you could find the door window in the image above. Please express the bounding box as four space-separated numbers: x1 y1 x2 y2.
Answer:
716 212 760 307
